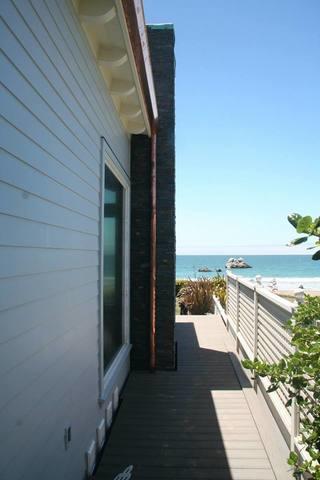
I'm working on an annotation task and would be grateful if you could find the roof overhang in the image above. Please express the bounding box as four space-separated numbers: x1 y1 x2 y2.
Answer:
73 0 158 136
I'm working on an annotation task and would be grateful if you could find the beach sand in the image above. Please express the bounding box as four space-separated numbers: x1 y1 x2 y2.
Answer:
276 290 320 302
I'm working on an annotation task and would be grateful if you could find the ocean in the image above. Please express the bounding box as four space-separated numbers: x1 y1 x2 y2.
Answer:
176 255 320 290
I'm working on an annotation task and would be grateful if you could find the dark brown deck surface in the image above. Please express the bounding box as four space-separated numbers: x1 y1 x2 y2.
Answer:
95 315 276 480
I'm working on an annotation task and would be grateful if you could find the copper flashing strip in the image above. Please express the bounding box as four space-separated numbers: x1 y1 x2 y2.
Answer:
150 130 157 370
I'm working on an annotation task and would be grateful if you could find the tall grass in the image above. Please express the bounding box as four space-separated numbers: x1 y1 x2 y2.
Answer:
178 278 213 314
177 277 226 314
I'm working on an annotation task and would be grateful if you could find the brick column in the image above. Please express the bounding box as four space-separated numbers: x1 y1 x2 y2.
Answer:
148 25 176 370
130 24 175 370
130 135 151 369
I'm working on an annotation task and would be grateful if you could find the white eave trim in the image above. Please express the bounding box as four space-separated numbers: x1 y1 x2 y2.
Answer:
75 0 151 136
79 0 116 24
114 0 151 136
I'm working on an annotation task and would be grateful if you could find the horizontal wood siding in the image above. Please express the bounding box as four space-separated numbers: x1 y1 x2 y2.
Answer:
0 0 130 479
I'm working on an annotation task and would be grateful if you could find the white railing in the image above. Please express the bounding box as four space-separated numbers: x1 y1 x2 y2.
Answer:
224 271 303 451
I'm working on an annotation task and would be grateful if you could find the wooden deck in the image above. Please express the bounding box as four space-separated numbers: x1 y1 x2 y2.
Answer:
95 315 291 480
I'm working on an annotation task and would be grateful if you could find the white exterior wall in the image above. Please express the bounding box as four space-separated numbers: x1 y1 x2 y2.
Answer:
0 1 130 479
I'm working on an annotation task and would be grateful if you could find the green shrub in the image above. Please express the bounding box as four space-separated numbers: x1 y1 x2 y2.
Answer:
212 277 227 308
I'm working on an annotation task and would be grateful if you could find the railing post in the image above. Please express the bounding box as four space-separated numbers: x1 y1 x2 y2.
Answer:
253 287 258 361
290 345 300 452
290 287 304 449
294 286 305 306
236 276 240 351
225 273 229 316
252 286 259 389
291 395 299 451
225 272 230 330
253 275 262 361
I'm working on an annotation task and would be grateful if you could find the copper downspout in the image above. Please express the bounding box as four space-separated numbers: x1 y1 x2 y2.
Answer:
150 128 157 371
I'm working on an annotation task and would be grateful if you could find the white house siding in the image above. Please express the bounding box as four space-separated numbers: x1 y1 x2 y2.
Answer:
0 0 130 479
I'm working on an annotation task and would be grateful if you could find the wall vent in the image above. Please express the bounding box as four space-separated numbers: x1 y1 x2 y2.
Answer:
86 440 96 476
106 401 113 429
96 418 106 449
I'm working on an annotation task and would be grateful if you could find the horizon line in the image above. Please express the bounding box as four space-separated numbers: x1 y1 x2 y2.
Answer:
176 252 312 256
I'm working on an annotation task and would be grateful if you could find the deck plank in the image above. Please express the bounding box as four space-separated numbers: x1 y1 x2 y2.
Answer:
95 315 279 480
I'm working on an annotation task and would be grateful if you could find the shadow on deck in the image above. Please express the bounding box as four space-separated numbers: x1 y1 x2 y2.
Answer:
95 315 282 479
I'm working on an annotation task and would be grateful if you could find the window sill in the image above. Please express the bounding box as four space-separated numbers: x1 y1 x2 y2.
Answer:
99 343 132 403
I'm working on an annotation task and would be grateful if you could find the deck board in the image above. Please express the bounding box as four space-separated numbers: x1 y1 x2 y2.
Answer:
95 315 279 480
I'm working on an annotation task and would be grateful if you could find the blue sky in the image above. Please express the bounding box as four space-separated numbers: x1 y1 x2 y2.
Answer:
144 0 320 254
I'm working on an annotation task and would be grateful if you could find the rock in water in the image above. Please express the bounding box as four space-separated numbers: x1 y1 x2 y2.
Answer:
226 257 252 269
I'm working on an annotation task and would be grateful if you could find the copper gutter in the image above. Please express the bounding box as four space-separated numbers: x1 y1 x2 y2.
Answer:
120 0 158 370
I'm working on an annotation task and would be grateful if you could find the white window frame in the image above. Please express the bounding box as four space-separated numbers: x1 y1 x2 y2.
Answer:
99 138 131 401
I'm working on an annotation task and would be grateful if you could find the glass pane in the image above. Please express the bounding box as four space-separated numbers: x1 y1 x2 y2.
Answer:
103 166 123 371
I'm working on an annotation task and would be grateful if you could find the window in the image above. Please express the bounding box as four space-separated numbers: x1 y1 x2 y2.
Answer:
103 165 124 370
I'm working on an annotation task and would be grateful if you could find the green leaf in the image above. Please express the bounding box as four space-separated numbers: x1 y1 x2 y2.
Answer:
267 384 279 393
314 217 320 229
288 213 302 228
312 249 320 261
288 451 298 466
242 359 254 370
309 449 320 460
297 216 313 233
290 236 309 245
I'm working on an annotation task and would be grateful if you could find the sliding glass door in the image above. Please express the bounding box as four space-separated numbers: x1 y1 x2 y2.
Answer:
103 165 124 371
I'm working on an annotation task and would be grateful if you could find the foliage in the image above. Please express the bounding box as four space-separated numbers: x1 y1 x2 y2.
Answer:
176 279 188 296
242 296 320 479
212 277 227 308
288 213 320 260
177 276 227 314
178 277 214 314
